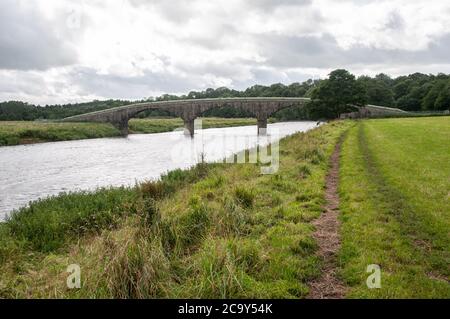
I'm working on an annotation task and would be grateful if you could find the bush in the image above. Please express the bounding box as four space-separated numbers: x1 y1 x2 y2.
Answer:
140 180 167 200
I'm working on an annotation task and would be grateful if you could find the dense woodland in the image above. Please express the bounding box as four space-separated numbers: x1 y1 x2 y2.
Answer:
1 71 449 121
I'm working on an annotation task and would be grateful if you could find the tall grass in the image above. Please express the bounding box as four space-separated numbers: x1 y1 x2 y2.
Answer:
6 187 138 252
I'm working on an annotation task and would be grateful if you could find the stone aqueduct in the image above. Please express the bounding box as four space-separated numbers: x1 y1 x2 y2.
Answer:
62 97 407 136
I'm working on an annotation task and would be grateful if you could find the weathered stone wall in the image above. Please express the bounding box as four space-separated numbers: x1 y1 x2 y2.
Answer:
340 105 408 119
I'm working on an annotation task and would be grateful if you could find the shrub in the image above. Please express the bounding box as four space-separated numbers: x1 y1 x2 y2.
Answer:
162 168 190 185
140 180 167 200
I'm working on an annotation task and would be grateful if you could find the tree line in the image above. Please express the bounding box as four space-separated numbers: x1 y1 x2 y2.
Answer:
1 70 449 121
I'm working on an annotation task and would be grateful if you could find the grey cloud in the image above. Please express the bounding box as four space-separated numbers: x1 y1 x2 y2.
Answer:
175 60 248 79
246 0 312 11
257 32 450 69
0 71 47 95
0 0 78 71
69 67 207 99
128 0 195 24
71 31 450 98
384 11 405 30
180 23 240 50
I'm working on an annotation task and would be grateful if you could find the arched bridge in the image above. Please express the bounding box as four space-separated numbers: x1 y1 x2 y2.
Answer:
62 97 311 136
61 97 408 137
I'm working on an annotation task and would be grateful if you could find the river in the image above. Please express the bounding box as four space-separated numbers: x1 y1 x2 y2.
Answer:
0 121 317 219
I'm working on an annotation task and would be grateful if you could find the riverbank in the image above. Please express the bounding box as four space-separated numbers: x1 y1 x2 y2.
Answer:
0 121 120 146
129 117 264 134
0 118 263 146
0 120 351 298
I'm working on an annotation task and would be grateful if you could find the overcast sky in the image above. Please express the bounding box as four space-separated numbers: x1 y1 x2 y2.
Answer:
1 0 450 105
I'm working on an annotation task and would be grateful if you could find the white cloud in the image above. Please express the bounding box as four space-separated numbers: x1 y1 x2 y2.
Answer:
1 0 450 104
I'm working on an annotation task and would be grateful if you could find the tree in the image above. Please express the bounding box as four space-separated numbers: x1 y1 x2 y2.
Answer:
357 75 395 107
434 80 450 110
422 80 447 110
310 69 367 119
396 83 432 111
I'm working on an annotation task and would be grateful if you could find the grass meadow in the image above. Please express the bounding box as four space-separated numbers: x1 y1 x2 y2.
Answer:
339 117 450 298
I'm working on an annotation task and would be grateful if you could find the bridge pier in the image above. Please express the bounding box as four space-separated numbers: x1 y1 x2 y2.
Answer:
183 119 195 137
112 119 129 136
257 117 268 135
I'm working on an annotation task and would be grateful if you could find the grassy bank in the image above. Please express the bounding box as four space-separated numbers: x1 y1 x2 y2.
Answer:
0 121 121 146
339 117 450 298
0 118 264 146
129 117 261 134
0 121 352 298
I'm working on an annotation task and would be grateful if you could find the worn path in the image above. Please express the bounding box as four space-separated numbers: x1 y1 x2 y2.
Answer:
308 136 347 299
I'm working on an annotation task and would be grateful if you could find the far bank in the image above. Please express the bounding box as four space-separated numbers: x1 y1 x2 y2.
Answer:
0 118 268 146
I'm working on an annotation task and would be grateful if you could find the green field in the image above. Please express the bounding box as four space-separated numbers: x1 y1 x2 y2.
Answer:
0 121 121 146
0 118 261 146
339 117 450 298
0 117 448 299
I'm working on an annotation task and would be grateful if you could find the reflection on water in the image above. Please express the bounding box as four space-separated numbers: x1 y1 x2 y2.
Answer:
0 122 317 219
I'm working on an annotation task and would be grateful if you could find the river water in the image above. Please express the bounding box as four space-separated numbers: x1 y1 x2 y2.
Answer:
0 121 317 219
